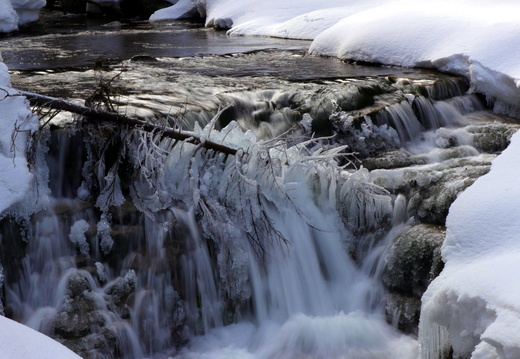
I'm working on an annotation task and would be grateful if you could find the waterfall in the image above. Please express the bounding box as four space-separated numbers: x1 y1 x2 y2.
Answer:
0 70 515 359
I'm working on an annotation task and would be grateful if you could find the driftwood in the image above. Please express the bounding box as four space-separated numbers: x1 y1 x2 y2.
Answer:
19 90 238 156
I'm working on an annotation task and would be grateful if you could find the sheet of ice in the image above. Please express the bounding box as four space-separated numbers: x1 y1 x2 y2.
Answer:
419 130 520 358
0 315 81 359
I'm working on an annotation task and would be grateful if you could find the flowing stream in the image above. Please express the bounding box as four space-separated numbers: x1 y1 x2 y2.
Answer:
2 9 519 359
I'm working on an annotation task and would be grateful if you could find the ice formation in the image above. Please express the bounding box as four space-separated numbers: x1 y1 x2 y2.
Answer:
69 219 91 256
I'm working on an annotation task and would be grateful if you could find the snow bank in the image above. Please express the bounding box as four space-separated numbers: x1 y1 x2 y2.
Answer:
151 0 520 116
151 0 388 40
419 130 520 358
0 54 40 218
0 0 19 32
0 315 81 359
0 0 45 32
310 0 520 117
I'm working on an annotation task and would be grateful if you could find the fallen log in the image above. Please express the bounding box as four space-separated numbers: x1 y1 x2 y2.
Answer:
19 90 238 156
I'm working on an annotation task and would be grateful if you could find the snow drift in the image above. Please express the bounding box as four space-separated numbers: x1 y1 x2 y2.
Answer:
0 316 81 359
0 0 45 32
419 130 520 359
0 54 41 217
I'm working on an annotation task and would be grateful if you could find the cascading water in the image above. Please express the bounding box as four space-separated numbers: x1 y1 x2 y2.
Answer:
2 55 518 359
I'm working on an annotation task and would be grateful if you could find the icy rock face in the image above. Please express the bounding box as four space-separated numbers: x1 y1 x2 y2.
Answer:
369 158 492 225
384 225 445 298
53 269 142 359
383 224 445 334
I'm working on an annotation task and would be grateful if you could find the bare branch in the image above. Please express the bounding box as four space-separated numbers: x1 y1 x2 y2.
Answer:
18 90 238 156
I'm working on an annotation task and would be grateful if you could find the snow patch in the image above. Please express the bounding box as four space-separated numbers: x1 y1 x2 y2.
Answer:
0 0 45 31
0 315 81 359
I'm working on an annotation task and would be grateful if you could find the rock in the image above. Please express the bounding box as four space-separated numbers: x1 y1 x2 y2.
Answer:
386 293 421 335
54 271 104 338
383 224 445 296
383 224 445 333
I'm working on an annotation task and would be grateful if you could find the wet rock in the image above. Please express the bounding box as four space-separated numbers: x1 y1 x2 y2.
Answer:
383 224 445 333
371 156 492 225
469 123 518 153
386 293 421 335
61 0 86 13
54 271 104 338
0 263 4 316
106 269 136 307
383 224 445 296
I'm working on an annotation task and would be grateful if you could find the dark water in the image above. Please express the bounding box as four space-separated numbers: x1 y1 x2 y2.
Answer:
1 9 311 71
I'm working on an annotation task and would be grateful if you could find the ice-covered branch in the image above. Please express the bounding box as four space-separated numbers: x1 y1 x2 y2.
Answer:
19 90 238 156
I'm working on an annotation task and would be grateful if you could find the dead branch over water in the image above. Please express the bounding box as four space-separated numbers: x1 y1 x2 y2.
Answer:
19 90 238 156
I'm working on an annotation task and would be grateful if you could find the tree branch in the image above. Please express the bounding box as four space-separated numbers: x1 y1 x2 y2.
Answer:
18 90 238 156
